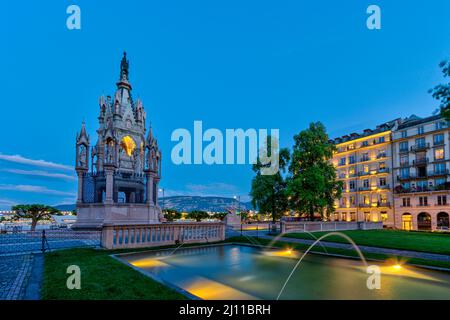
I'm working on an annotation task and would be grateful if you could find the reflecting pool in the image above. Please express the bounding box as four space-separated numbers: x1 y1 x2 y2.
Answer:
117 244 450 300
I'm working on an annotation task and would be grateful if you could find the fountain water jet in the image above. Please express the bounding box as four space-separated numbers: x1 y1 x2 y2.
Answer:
276 231 368 300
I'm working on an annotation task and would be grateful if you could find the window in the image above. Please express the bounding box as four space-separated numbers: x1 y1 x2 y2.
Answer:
362 141 368 147
434 133 444 145
377 150 386 158
401 131 407 138
435 178 446 186
435 148 445 161
349 155 356 164
436 121 446 130
438 195 447 206
348 144 355 150
363 179 369 188
341 197 347 206
349 167 356 176
361 153 369 162
364 212 371 222
402 198 411 207
363 195 370 204
379 178 387 187
399 141 408 152
419 196 428 206
416 137 425 147
417 180 427 189
349 180 356 191
363 164 369 173
334 213 339 221
339 158 346 166
350 196 356 205
418 126 424 135
381 212 388 222
400 167 410 178
379 162 386 170
400 154 409 166
435 163 446 174
378 136 385 143
350 212 356 221
402 182 410 189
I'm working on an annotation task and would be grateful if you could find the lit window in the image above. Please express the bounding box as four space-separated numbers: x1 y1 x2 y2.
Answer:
435 148 445 161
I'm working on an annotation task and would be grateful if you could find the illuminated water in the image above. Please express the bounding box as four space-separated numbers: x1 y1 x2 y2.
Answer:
118 244 450 300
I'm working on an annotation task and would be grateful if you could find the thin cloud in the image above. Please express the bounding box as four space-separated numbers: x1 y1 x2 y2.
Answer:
0 153 73 171
0 184 76 197
1 169 76 181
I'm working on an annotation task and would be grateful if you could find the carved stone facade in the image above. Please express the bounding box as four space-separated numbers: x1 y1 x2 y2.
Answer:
73 53 163 229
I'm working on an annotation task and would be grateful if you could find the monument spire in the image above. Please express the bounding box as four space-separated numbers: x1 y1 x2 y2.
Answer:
117 51 132 91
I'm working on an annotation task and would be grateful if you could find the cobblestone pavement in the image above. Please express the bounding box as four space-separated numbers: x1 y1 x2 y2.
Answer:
0 254 34 300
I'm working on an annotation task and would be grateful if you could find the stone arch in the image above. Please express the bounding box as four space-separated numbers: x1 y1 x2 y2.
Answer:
437 212 449 230
417 212 432 231
401 213 412 231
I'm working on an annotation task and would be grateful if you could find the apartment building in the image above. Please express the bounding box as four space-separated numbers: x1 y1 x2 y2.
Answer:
392 114 450 231
331 120 399 227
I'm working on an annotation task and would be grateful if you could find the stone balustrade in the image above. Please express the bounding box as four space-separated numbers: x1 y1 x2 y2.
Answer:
101 222 225 249
280 221 383 234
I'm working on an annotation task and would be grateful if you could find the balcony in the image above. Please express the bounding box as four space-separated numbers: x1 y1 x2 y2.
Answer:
399 147 409 153
412 158 429 166
410 143 430 152
358 168 390 177
358 202 391 208
394 183 450 194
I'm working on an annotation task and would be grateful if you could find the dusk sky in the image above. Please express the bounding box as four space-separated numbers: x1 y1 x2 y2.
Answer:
1 0 450 209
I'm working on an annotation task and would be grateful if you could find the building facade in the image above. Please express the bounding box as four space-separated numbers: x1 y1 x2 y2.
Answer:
73 53 163 229
331 114 450 231
392 115 450 231
331 121 399 227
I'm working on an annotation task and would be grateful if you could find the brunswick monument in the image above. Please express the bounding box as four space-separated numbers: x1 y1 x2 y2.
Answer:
73 53 164 229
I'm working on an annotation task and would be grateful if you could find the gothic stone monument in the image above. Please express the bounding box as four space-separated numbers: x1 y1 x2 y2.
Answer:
73 53 163 229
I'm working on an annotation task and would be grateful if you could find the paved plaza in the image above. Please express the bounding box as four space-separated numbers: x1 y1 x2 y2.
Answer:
0 254 34 300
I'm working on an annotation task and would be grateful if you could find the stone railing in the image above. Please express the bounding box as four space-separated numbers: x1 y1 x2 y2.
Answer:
101 222 225 249
280 221 383 234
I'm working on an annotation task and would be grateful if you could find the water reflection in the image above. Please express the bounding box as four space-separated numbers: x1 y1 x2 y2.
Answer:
118 244 450 300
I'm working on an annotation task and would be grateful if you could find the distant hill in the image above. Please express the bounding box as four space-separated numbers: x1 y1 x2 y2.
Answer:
54 204 76 211
159 196 253 212
54 196 253 213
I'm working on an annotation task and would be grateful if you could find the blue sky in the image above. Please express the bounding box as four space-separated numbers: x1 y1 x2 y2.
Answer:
1 0 450 209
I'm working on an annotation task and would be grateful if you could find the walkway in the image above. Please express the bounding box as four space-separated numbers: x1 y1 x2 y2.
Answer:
242 231 450 263
0 254 34 299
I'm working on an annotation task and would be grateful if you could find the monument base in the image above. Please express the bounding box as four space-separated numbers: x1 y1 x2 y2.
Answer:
224 213 241 229
72 203 163 230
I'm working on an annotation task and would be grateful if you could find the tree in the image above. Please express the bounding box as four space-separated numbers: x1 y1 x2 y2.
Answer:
163 208 182 221
250 135 291 223
212 212 228 221
12 204 59 231
287 122 343 220
187 210 209 222
429 59 450 121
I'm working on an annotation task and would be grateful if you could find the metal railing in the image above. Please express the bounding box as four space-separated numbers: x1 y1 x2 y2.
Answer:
0 229 101 255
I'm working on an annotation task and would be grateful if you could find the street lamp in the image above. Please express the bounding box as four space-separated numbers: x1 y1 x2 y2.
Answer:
233 195 241 214
159 188 165 211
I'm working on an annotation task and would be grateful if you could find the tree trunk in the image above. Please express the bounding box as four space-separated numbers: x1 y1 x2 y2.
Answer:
309 207 314 221
31 218 38 231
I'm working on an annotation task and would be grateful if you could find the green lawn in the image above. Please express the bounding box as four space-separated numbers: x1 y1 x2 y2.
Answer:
42 248 186 300
282 230 450 255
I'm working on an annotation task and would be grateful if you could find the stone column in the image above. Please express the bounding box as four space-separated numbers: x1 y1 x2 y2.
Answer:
76 169 87 204
104 165 114 204
154 177 160 206
145 171 153 204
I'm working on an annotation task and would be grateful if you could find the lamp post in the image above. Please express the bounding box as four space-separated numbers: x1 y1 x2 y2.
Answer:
233 195 241 214
159 188 165 211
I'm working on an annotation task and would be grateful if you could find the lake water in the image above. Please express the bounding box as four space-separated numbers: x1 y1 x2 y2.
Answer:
118 244 450 300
